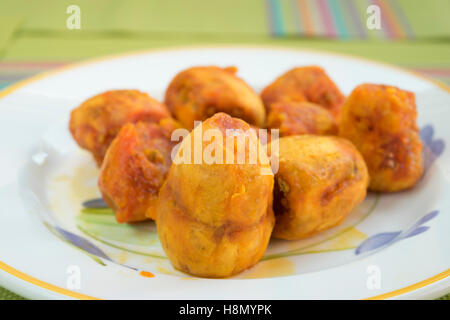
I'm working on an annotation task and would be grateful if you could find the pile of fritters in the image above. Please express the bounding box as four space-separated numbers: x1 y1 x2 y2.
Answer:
70 65 423 278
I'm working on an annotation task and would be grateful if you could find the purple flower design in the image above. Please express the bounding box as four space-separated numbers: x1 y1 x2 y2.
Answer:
355 210 439 255
47 224 138 270
420 125 445 173
356 125 445 255
54 226 111 261
82 198 107 208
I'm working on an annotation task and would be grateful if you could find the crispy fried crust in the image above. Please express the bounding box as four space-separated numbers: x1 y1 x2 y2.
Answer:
98 119 179 223
266 101 337 136
271 135 369 240
165 66 266 129
157 113 274 277
69 90 170 165
339 84 423 192
261 66 345 119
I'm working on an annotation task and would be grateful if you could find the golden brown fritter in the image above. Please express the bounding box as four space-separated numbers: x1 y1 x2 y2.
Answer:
266 101 337 136
98 118 179 223
157 113 274 277
249 125 273 145
272 135 369 240
69 90 170 165
164 66 266 129
339 84 423 192
261 66 345 119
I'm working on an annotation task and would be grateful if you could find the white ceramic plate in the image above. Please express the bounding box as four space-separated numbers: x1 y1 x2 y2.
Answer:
0 46 449 300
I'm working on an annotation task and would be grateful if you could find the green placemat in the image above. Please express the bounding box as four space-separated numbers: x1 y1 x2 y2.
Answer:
0 287 25 300
1 0 450 39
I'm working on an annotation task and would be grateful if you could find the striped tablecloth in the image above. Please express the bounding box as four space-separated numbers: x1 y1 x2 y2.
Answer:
0 0 448 300
266 0 450 39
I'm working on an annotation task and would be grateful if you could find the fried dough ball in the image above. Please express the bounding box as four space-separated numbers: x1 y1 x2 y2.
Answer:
261 66 345 119
266 101 337 136
250 125 272 145
165 66 265 129
272 135 369 240
98 118 179 223
157 113 274 277
339 84 423 192
69 90 170 165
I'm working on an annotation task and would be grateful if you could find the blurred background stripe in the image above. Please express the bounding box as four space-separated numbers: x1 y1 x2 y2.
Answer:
263 0 423 39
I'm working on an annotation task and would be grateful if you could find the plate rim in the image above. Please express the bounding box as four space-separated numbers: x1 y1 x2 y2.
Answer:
0 44 448 300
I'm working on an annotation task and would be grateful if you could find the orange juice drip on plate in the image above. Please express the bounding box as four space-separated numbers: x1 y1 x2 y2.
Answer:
139 271 155 278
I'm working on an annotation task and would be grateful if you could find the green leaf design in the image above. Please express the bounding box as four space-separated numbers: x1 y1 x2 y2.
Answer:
81 207 115 215
77 210 159 246
78 226 167 259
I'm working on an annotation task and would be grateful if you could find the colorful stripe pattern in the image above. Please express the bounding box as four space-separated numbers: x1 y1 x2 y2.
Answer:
266 0 416 39
0 62 68 90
